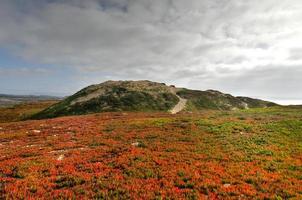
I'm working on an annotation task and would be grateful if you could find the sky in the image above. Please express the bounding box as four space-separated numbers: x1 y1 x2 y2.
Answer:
0 0 302 105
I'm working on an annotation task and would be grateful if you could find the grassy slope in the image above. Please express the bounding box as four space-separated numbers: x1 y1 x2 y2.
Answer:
32 84 179 119
177 89 276 111
0 107 301 199
237 96 277 108
30 81 278 119
0 101 58 123
177 89 243 110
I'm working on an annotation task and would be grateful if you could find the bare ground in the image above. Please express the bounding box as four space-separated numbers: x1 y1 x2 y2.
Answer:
169 87 187 114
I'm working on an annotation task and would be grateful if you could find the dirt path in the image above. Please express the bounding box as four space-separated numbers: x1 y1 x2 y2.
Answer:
169 88 187 114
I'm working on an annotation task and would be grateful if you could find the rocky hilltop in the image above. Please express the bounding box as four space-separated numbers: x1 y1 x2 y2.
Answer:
31 80 277 119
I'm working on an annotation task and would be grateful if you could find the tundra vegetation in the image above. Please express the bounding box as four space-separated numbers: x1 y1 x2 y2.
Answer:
0 105 301 199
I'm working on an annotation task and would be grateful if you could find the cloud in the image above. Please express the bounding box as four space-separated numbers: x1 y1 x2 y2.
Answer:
289 48 302 60
186 64 302 98
0 0 302 102
0 67 50 76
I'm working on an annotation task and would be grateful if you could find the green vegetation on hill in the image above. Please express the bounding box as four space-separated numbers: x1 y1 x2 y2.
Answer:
237 96 277 108
31 81 178 119
31 80 278 119
177 89 276 111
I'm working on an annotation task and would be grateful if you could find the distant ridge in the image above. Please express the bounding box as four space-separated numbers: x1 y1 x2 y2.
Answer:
0 94 62 107
31 80 278 119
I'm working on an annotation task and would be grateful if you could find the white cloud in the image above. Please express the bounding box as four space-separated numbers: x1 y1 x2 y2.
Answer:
0 0 302 102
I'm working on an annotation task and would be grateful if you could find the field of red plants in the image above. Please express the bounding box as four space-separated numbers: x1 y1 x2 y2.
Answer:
0 107 302 199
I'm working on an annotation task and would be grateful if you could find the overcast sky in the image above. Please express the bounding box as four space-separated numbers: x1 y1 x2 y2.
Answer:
0 0 302 104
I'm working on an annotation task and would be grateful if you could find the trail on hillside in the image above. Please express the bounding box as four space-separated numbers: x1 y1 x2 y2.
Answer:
169 88 187 114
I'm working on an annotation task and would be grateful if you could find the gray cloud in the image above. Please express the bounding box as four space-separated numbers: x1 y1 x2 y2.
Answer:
0 0 302 103
185 64 302 102
0 67 50 76
289 48 302 60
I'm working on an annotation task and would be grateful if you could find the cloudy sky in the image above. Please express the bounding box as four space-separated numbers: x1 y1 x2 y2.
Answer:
0 0 302 104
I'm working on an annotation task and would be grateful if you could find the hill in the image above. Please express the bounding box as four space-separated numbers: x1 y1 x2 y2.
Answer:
31 80 277 119
0 101 58 123
177 89 276 111
0 94 61 108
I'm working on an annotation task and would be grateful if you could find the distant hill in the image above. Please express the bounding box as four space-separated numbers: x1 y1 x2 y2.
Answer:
31 80 278 119
177 89 277 111
0 94 62 108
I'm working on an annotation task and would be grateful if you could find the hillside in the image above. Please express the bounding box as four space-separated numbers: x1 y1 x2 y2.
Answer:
31 80 277 119
31 81 179 119
177 89 276 111
0 94 61 108
0 101 58 123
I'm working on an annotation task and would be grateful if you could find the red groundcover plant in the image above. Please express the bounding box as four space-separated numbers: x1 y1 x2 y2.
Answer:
0 110 302 199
